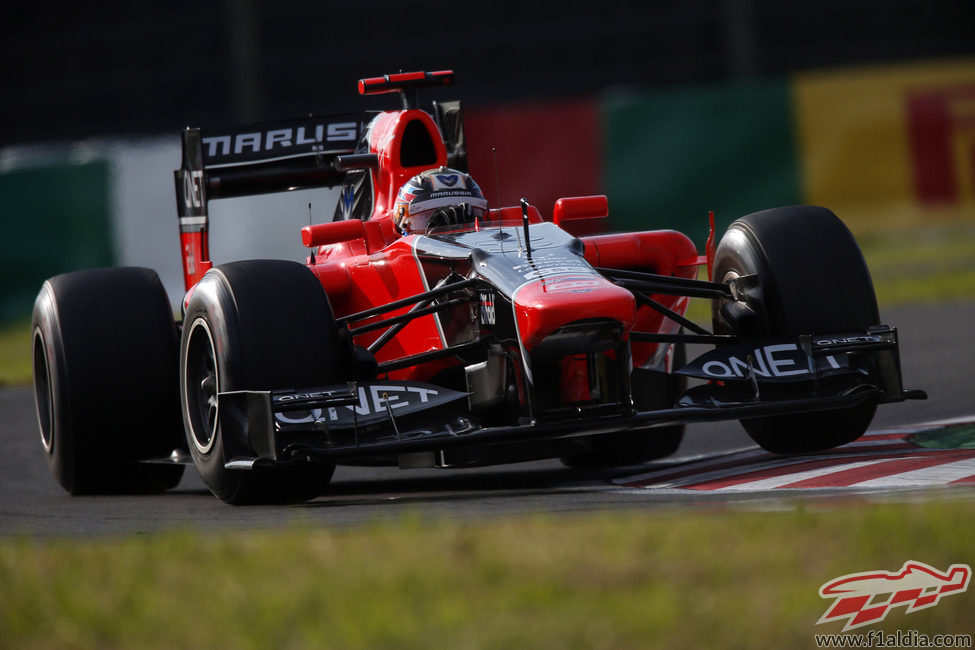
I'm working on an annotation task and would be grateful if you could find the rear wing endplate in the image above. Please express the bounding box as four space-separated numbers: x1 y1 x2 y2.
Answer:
174 113 372 231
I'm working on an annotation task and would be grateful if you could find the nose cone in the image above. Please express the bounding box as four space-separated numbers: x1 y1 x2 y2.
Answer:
513 275 636 350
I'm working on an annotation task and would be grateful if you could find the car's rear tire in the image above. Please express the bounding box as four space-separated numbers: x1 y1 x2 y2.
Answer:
180 260 342 504
711 205 879 454
562 345 686 468
31 267 185 494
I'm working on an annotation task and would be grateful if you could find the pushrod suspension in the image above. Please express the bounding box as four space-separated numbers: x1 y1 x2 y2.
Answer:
337 277 480 326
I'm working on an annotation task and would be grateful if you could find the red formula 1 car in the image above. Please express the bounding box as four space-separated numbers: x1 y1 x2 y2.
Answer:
31 71 925 503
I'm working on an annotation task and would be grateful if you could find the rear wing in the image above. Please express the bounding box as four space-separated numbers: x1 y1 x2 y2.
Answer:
174 112 371 233
173 70 465 291
173 113 373 290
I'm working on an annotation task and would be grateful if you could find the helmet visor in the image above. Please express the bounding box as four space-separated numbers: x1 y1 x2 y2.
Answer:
403 198 488 233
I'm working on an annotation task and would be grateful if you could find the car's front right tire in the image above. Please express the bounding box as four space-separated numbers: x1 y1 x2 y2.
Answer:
711 205 880 453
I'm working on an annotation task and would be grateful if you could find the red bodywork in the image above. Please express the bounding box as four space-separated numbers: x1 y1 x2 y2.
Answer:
310 110 696 381
178 71 702 391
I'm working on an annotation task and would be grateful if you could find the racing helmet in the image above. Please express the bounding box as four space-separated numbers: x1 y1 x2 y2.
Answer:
392 167 488 233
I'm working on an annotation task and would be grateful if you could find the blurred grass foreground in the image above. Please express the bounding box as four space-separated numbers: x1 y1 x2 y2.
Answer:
1 500 973 649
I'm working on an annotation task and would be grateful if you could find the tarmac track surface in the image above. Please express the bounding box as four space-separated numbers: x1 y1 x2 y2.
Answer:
1 300 973 537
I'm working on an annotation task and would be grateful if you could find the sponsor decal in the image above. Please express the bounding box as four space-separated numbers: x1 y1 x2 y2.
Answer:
195 115 363 167
273 381 466 429
433 173 459 188
906 83 975 205
678 342 843 382
795 60 975 229
813 335 883 348
183 242 196 277
479 292 496 325
817 561 971 632
511 253 593 282
428 190 475 200
203 123 358 159
181 169 204 210
338 184 356 221
539 276 601 294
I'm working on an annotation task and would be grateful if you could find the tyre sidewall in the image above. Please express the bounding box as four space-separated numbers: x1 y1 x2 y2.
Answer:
711 206 880 453
179 260 343 504
31 268 183 494
32 281 79 491
180 272 249 502
713 205 878 336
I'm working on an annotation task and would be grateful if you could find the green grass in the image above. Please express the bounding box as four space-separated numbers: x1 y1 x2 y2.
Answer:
0 321 31 388
858 219 975 306
2 499 973 649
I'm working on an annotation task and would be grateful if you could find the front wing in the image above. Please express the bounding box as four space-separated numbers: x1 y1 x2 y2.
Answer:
213 327 925 470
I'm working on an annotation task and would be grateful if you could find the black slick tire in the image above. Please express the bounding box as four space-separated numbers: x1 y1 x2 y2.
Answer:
31 267 185 494
711 205 879 453
179 260 342 505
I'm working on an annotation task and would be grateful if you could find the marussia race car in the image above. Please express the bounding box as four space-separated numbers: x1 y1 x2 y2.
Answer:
31 70 925 504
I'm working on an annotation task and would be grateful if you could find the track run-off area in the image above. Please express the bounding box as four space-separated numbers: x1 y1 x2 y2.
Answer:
618 418 975 493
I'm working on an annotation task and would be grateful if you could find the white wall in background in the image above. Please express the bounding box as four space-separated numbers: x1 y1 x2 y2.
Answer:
111 139 184 301
111 139 340 306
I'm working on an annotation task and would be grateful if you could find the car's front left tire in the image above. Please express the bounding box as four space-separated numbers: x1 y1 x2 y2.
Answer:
180 260 342 504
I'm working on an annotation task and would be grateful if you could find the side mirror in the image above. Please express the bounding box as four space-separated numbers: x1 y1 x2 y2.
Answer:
552 195 609 237
301 219 366 248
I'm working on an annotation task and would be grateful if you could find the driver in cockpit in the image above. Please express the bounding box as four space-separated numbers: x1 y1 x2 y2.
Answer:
392 166 489 234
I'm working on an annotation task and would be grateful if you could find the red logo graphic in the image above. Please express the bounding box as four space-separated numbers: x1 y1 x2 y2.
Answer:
906 84 975 206
817 561 971 631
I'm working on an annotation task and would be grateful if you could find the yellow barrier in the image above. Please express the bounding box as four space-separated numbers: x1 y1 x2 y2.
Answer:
794 58 975 233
